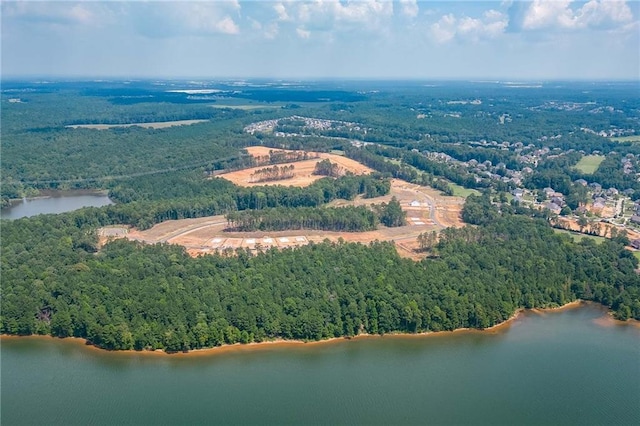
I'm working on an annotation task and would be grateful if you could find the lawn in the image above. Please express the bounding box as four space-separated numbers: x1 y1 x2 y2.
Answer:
449 183 481 198
575 155 605 174
553 228 606 244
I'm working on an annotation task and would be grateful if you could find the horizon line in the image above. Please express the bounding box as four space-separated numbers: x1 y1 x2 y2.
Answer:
2 76 639 83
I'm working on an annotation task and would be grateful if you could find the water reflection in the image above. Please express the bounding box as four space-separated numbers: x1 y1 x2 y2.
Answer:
1 191 112 219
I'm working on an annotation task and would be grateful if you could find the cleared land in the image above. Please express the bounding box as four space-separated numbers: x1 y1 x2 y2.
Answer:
610 136 640 143
553 228 605 244
209 104 282 110
554 216 640 242
575 155 605 174
66 120 208 130
218 147 373 187
449 182 481 198
116 177 464 260
103 147 464 259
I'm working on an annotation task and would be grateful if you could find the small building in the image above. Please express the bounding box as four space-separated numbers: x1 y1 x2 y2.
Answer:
545 202 562 214
550 196 565 207
630 215 640 225
631 239 640 250
589 182 603 193
575 179 588 186
512 189 524 198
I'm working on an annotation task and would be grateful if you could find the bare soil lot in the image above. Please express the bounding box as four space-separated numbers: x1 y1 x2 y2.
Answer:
218 147 373 188
113 175 464 259
102 148 464 259
554 217 640 241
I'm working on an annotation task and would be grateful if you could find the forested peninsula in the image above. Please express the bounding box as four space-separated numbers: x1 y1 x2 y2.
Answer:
2 203 638 352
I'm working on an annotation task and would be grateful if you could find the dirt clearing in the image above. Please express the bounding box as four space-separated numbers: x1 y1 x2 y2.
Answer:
218 147 373 188
108 178 464 259
103 150 464 260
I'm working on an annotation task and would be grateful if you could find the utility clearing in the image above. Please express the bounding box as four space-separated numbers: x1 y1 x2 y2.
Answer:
66 119 209 130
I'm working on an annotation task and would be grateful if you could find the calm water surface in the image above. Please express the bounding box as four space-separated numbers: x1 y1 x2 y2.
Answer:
0 192 112 219
2 304 639 426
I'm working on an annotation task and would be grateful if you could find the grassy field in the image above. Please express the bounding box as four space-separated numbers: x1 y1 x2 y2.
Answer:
209 104 283 110
633 251 640 261
610 136 640 143
553 228 606 244
575 155 605 174
450 183 481 198
65 119 209 130
384 159 479 198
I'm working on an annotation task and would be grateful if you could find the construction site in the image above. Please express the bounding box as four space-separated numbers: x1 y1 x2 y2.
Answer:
99 147 465 259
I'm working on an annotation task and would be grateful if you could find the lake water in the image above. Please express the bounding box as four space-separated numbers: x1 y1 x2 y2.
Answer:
0 191 112 219
2 304 638 425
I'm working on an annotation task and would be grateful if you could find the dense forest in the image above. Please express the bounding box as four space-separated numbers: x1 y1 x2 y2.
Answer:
3 80 639 204
225 205 379 232
1 206 638 352
95 172 390 229
224 198 405 232
2 80 640 353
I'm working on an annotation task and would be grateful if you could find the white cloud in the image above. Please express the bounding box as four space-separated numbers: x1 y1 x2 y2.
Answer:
430 10 508 43
123 1 242 37
522 0 634 31
175 3 240 34
216 16 240 35
430 14 457 43
294 0 393 30
264 22 280 39
398 0 419 19
296 27 311 39
1 1 112 27
274 3 290 21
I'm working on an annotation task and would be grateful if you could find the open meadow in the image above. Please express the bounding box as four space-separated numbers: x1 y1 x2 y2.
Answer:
575 154 605 174
610 136 640 143
65 119 209 130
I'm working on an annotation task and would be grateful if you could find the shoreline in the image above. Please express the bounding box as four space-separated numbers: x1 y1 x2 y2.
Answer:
2 301 636 357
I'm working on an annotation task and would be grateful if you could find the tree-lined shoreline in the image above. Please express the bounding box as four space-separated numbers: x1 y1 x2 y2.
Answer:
6 300 632 357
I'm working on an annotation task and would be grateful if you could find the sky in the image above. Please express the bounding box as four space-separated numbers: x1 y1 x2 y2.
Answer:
1 0 639 80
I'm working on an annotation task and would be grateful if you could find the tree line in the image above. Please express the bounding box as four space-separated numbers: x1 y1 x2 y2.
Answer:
224 198 405 232
75 171 390 229
313 159 344 177
225 206 378 232
249 165 296 183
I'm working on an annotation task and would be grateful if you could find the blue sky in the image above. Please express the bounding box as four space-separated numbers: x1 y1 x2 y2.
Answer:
2 1 638 79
